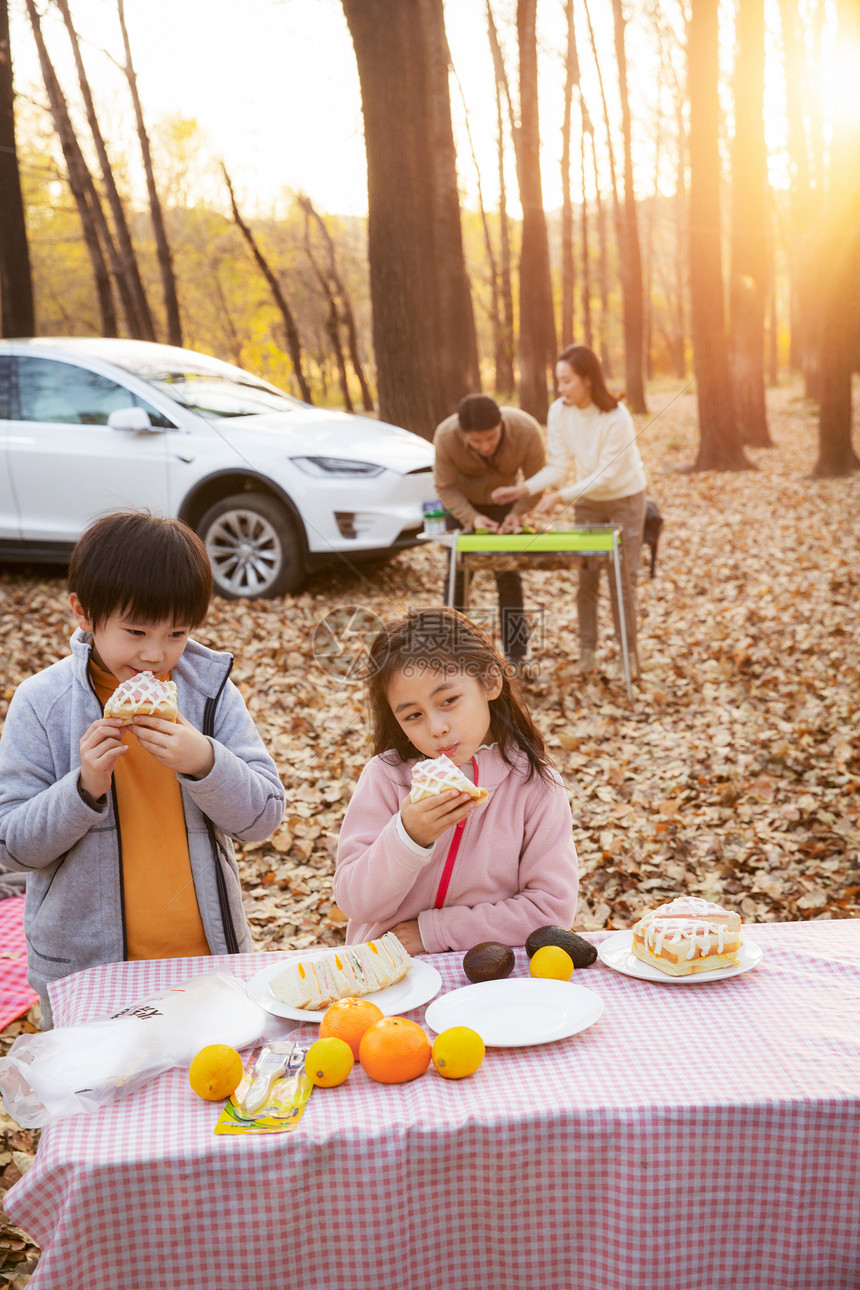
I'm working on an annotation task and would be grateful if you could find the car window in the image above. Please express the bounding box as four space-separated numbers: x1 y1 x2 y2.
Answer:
145 372 303 419
0 357 10 420
14 357 175 428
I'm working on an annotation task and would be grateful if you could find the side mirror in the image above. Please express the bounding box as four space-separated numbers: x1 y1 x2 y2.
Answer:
108 407 159 433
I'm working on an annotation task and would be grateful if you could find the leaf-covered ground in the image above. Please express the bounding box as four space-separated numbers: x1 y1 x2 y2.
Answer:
1 379 859 1282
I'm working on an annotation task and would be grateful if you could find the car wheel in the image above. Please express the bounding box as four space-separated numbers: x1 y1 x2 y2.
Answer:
198 493 305 599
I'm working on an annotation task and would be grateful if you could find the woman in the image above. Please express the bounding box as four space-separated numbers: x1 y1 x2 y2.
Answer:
492 344 647 675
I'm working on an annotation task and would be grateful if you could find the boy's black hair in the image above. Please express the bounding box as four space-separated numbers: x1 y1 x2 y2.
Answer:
68 510 212 628
366 607 555 783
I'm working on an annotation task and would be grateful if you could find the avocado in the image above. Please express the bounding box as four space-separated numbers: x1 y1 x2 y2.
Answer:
525 925 597 968
463 941 516 983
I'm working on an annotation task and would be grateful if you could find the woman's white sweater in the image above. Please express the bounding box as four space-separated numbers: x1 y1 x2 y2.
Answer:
523 398 646 503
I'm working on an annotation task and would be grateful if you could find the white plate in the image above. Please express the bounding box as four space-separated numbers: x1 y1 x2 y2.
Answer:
423 977 604 1047
246 954 442 1023
597 930 763 984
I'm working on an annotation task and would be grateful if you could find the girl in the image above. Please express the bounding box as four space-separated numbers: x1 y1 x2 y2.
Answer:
334 608 578 954
492 344 647 675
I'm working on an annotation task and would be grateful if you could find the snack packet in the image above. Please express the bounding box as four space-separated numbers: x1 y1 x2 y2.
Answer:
214 1041 312 1135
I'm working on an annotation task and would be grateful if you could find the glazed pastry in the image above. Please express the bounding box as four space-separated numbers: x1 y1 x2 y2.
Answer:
409 754 489 805
104 671 178 724
270 933 412 1010
631 896 741 976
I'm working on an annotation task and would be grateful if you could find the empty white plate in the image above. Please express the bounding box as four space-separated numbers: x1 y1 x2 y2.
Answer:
424 977 604 1047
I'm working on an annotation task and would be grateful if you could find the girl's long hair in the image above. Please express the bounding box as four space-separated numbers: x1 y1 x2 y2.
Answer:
558 344 619 412
365 608 554 782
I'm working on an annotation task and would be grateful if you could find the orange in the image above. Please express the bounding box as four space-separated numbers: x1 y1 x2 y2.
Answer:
304 1037 354 1087
358 1016 432 1084
529 945 574 981
319 996 385 1059
431 1026 485 1079
188 1044 244 1101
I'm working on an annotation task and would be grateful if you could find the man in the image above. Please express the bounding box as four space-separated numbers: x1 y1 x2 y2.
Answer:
433 394 545 664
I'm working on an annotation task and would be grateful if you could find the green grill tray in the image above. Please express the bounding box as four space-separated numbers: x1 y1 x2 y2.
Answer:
457 529 621 553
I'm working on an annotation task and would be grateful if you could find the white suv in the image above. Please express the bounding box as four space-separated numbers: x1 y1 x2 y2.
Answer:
0 338 436 598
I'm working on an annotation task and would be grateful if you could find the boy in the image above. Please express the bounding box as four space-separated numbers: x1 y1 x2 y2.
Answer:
0 511 286 1027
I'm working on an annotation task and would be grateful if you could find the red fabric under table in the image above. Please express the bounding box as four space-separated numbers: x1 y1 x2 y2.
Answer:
0 896 38 1030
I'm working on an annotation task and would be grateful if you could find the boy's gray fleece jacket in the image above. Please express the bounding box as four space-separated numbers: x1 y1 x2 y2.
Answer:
0 629 286 1012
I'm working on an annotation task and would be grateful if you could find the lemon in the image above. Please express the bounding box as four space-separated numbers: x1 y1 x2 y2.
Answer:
431 1026 486 1079
305 1036 355 1087
188 1044 244 1101
529 945 574 981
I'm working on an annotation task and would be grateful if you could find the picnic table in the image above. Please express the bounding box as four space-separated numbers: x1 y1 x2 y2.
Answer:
5 919 860 1290
421 526 637 696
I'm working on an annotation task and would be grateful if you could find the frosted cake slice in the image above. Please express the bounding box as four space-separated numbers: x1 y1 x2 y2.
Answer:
631 897 742 976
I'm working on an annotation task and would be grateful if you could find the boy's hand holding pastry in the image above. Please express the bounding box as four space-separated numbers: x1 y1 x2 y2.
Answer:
79 718 128 801
103 672 214 780
131 712 215 780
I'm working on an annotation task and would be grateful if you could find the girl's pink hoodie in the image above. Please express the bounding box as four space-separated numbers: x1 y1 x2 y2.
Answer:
334 746 578 953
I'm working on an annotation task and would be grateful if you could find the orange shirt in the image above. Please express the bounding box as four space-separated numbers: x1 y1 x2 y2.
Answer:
91 662 211 961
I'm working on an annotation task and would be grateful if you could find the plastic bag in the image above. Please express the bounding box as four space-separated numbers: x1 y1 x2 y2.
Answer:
0 971 294 1128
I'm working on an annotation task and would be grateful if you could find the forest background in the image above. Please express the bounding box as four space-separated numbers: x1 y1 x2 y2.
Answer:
0 0 858 474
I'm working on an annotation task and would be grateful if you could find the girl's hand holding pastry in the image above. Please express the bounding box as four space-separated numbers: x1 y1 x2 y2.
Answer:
131 712 215 780
400 790 478 849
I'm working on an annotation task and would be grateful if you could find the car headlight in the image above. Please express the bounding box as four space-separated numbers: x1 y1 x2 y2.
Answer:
291 456 386 478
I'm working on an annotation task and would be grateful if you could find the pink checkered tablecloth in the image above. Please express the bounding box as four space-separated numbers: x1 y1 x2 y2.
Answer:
5 920 860 1290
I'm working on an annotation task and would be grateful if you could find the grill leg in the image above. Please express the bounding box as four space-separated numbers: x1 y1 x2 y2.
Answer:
612 535 634 700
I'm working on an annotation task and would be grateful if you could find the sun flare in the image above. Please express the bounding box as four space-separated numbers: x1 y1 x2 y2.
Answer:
830 38 860 130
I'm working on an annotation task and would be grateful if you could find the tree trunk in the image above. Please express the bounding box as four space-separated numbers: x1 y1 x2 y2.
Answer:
688 0 752 471
729 0 771 446
451 61 506 402
590 127 611 377
26 0 117 336
299 195 374 411
224 168 312 403
487 2 516 397
211 271 244 368
645 120 662 383
579 120 593 350
325 297 353 412
766 194 779 386
116 0 182 346
813 0 860 475
778 0 822 392
611 0 647 413
56 0 155 341
0 0 34 336
427 16 481 410
300 201 353 410
560 0 578 348
515 0 557 421
582 0 621 378
673 88 688 379
342 0 478 439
